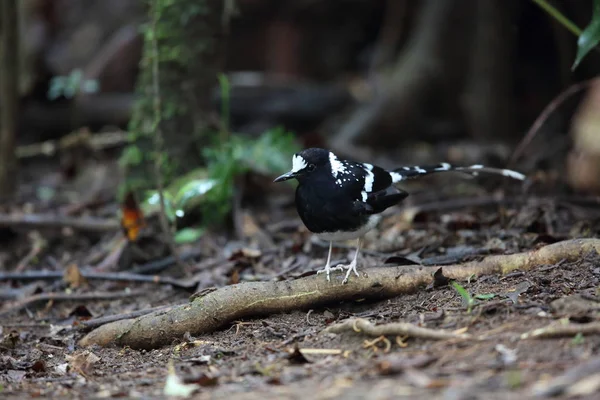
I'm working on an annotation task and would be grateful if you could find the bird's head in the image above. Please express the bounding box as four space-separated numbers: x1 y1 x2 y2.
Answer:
273 148 330 183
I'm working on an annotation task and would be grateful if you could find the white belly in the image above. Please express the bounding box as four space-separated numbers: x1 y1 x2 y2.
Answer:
315 215 381 242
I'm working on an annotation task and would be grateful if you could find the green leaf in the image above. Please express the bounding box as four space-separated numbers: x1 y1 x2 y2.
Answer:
474 293 496 300
142 191 177 222
573 0 600 70
174 179 217 209
451 281 471 301
571 332 585 345
119 145 144 167
174 227 204 244
451 281 475 313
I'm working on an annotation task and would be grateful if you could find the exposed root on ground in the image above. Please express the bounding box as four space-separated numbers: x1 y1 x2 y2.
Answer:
80 238 600 350
326 318 469 340
521 321 600 340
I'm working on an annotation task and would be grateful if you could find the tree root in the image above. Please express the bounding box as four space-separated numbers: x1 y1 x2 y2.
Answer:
79 238 600 350
521 321 600 340
326 318 469 340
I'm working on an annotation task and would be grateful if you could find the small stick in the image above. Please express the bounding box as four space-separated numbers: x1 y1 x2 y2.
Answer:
91 236 128 271
130 249 204 275
326 318 471 340
15 232 46 272
521 321 600 339
0 270 195 289
16 130 128 159
297 348 345 355
0 214 119 232
0 290 145 318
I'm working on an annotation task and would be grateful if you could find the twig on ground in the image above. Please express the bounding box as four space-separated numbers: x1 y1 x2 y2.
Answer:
363 335 393 352
130 249 205 274
0 269 195 289
0 290 145 318
16 130 128 159
520 321 600 340
91 236 128 271
0 214 119 232
78 303 181 331
327 318 469 341
79 238 600 350
15 232 46 272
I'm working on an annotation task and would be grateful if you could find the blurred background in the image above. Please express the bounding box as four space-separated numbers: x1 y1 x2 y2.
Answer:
1 0 600 263
3 0 600 188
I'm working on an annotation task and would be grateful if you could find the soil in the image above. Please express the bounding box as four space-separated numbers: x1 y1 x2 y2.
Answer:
1 156 600 399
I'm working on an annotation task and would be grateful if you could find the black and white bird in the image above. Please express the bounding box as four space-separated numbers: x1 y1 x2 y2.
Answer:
274 148 526 284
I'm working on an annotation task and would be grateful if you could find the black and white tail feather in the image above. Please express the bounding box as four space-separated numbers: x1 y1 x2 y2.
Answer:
388 163 526 183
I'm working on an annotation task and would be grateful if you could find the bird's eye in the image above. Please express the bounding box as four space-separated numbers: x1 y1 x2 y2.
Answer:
307 164 316 172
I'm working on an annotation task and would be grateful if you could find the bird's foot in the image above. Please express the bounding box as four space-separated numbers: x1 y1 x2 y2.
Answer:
316 264 345 281
334 260 359 284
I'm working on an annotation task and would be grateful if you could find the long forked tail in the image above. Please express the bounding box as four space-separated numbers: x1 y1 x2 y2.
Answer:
389 163 526 183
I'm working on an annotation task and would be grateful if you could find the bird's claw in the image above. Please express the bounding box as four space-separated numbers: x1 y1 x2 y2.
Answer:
316 265 345 281
324 262 360 285
317 260 359 284
335 261 359 284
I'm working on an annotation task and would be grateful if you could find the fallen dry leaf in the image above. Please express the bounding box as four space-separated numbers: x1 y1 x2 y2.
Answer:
0 329 20 349
63 263 87 288
66 350 101 378
163 360 200 398
121 191 145 241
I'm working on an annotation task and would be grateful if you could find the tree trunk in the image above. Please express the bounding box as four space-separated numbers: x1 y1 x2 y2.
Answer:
462 0 516 141
0 0 19 197
330 0 476 150
123 0 225 195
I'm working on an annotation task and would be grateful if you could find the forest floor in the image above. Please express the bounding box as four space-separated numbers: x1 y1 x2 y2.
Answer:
1 149 600 399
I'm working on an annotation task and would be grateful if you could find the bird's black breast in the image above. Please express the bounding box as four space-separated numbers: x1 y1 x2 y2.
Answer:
295 177 368 233
293 159 408 234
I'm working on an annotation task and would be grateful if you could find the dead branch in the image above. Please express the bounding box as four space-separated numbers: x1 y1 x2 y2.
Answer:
0 269 195 289
0 290 145 318
0 214 120 232
79 238 600 350
16 130 128 159
520 321 600 340
78 304 180 331
325 318 469 340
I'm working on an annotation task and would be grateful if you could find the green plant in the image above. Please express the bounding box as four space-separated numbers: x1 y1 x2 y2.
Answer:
138 67 299 243
571 332 585 345
47 69 99 100
201 127 299 224
451 281 476 314
533 0 600 69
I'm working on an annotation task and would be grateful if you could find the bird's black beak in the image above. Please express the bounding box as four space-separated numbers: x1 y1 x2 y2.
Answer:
273 170 296 182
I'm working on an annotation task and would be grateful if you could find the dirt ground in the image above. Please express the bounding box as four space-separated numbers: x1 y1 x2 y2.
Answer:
1 157 600 399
